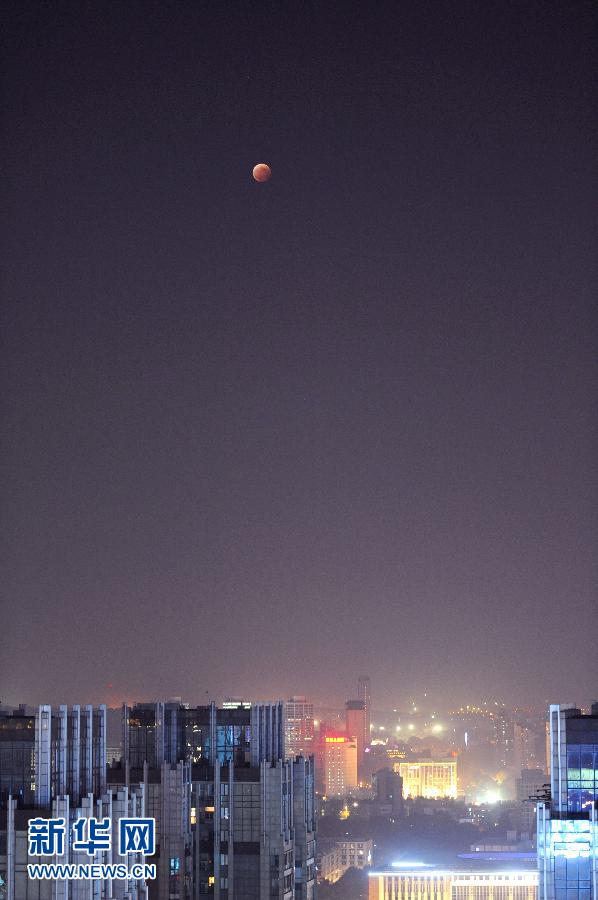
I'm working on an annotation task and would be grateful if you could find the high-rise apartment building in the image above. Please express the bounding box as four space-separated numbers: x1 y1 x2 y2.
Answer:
0 704 149 900
395 758 458 799
0 704 106 810
537 703 598 900
119 700 316 899
284 697 314 758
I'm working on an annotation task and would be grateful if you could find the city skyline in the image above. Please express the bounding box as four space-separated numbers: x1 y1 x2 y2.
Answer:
3 686 596 725
2 695 596 897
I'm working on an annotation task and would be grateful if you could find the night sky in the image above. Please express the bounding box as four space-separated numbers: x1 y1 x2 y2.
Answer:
1 1 596 710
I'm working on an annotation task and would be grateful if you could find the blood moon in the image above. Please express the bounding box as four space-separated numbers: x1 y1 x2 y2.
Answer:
252 163 271 182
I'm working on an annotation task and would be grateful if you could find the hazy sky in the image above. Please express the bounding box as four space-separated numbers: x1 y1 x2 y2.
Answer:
1 0 596 711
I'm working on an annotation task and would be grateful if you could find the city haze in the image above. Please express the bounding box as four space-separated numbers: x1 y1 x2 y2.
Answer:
1 1 597 709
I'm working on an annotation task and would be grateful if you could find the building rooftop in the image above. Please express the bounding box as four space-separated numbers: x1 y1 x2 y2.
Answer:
371 853 538 876
370 864 538 878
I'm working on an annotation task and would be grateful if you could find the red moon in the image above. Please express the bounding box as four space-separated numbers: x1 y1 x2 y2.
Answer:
252 163 271 182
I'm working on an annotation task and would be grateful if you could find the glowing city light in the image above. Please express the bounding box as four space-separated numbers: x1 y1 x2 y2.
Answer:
392 861 434 869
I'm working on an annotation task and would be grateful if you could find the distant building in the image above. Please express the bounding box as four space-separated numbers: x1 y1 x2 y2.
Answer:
514 724 541 772
373 767 403 816
516 768 546 837
448 705 496 752
537 702 598 900
492 708 515 770
318 838 373 883
368 866 537 900
320 727 358 797
318 841 345 883
395 758 458 799
346 699 367 780
106 744 121 764
358 676 372 745
285 696 315 758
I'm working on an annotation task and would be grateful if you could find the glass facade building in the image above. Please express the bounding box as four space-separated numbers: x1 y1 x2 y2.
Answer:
537 813 596 900
537 703 598 900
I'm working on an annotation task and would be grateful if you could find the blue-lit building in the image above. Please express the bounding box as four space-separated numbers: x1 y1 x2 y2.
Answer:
537 703 598 900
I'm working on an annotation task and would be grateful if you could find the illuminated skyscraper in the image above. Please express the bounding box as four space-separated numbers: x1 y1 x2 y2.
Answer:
320 727 358 797
537 703 598 900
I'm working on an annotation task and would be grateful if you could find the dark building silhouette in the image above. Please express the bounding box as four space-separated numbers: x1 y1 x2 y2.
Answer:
373 767 403 817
